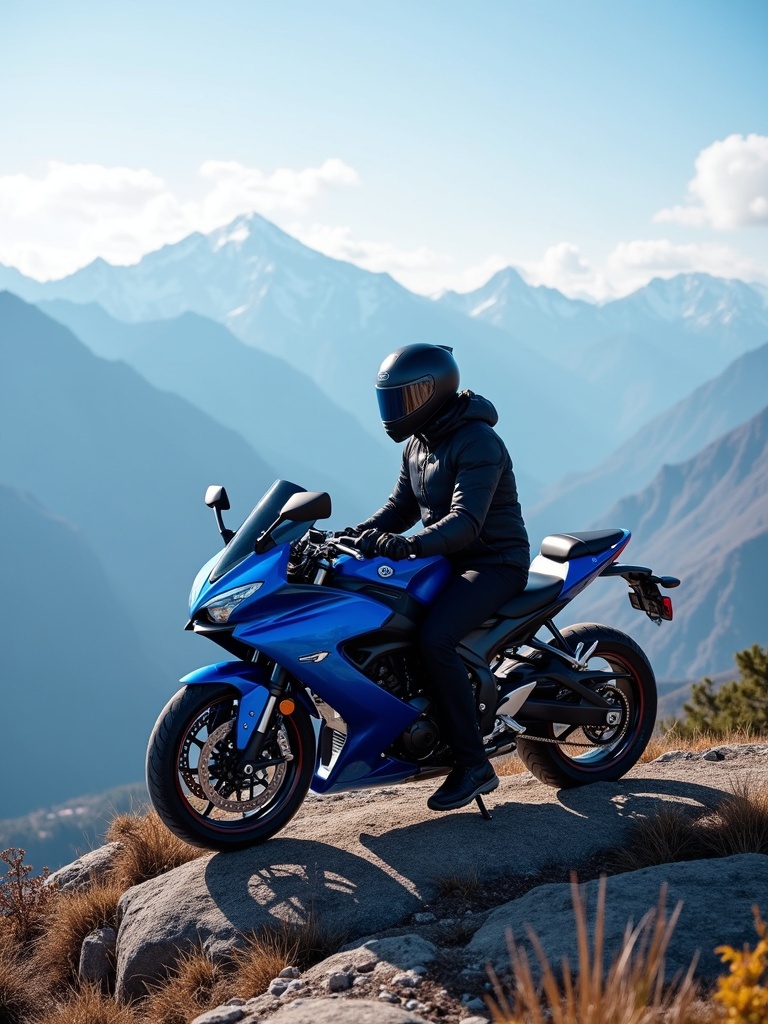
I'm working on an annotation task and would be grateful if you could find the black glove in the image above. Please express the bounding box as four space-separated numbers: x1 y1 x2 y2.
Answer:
355 528 382 558
376 533 421 561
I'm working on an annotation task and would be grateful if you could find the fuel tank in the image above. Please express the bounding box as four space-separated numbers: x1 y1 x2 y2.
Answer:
332 553 451 605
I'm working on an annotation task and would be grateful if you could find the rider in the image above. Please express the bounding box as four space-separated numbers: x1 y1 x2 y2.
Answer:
348 343 530 812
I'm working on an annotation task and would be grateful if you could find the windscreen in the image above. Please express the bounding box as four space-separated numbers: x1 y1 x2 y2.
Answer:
209 480 305 583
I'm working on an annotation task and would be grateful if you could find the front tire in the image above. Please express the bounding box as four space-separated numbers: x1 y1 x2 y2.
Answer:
515 623 657 788
146 683 316 850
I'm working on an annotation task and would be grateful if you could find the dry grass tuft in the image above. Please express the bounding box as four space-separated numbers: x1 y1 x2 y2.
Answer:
434 869 483 902
106 811 205 888
142 945 229 1024
613 804 704 873
703 779 768 858
233 917 347 997
488 875 701 1024
32 878 124 990
34 984 140 1024
615 782 768 873
639 727 767 763
0 943 38 1024
496 754 528 777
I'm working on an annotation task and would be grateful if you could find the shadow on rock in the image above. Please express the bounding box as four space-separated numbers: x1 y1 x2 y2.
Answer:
360 775 728 897
117 837 418 1000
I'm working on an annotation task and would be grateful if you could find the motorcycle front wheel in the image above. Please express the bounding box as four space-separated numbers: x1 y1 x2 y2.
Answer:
146 682 316 850
515 623 657 788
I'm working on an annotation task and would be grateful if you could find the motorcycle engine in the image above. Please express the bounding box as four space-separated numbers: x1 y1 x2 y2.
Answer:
357 651 442 761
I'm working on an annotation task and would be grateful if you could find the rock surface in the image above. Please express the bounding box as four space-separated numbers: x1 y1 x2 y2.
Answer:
47 841 123 892
114 749 768 998
304 934 437 984
262 999 431 1023
467 852 768 984
78 926 117 989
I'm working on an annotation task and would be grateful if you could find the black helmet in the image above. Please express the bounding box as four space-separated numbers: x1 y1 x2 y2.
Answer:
375 343 460 442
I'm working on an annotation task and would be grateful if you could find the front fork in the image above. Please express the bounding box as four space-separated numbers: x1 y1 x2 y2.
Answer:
236 663 290 772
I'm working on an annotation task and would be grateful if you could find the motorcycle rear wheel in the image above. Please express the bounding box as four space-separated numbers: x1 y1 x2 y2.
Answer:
515 623 657 788
146 682 315 850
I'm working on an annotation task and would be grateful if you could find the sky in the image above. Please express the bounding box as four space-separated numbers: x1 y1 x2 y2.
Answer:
1 0 766 300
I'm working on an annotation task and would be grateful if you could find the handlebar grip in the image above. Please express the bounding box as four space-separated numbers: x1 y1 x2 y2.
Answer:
331 539 364 561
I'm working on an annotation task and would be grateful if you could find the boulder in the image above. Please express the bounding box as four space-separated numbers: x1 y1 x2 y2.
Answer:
467 853 768 985
115 838 423 999
304 934 437 984
261 999 430 1023
47 842 123 892
78 926 117 989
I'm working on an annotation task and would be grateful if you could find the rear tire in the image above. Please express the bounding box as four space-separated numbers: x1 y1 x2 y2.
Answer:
515 623 657 788
146 683 315 850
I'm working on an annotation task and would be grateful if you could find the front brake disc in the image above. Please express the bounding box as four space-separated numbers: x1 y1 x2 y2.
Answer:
198 719 288 812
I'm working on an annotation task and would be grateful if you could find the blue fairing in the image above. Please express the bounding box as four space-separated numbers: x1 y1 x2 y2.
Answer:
333 552 451 603
185 540 434 793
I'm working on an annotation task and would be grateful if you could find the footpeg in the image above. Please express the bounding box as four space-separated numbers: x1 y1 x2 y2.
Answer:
498 713 526 735
475 795 493 820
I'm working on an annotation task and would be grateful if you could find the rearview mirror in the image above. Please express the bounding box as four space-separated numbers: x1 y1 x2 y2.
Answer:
255 491 332 554
280 491 332 523
205 485 230 511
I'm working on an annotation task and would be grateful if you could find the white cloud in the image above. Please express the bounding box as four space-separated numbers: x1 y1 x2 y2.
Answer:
0 158 360 279
599 237 767 297
290 223 517 298
519 242 612 301
290 222 442 277
654 133 768 229
196 159 360 228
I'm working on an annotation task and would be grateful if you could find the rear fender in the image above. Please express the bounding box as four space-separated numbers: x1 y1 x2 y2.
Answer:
179 661 318 750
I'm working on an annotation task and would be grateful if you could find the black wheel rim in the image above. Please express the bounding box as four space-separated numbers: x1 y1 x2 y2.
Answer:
174 694 303 834
548 650 645 772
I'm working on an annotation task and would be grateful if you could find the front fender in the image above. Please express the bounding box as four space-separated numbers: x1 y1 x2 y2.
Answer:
180 661 318 750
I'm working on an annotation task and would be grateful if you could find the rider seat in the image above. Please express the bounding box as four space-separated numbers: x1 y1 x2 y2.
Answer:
494 571 563 619
540 529 626 562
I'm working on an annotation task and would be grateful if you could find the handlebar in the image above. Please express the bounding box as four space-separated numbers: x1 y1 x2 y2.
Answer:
327 538 365 561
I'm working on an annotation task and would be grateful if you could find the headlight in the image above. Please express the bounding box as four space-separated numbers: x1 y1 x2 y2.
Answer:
202 583 263 623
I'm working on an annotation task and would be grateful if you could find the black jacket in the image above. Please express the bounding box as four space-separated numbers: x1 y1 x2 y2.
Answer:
360 392 530 569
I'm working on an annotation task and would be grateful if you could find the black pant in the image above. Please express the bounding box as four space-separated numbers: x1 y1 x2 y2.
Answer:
418 563 528 767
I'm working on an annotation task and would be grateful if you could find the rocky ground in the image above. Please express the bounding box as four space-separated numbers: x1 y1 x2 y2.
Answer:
51 745 768 1023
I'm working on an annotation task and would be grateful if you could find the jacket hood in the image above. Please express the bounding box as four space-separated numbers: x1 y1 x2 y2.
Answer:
420 390 498 445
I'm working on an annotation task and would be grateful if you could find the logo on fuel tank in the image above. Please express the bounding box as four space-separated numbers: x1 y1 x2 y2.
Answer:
377 565 395 578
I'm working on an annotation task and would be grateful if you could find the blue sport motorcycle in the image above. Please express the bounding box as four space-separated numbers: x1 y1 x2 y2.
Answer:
146 480 680 850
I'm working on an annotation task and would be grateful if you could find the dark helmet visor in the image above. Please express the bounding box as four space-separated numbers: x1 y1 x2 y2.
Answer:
376 376 434 423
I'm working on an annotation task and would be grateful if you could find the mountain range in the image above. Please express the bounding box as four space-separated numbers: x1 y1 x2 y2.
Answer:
440 267 768 434
0 219 602 482
571 406 768 678
526 340 768 542
11 214 766 484
0 484 157 817
0 293 281 689
36 298 393 525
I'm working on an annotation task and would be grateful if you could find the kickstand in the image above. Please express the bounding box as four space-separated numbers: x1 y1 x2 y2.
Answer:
475 795 493 820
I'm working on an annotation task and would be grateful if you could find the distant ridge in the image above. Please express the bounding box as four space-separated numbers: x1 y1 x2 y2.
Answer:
574 406 768 678
527 340 768 543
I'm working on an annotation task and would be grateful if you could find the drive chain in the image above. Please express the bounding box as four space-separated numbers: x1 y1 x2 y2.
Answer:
519 687 631 749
